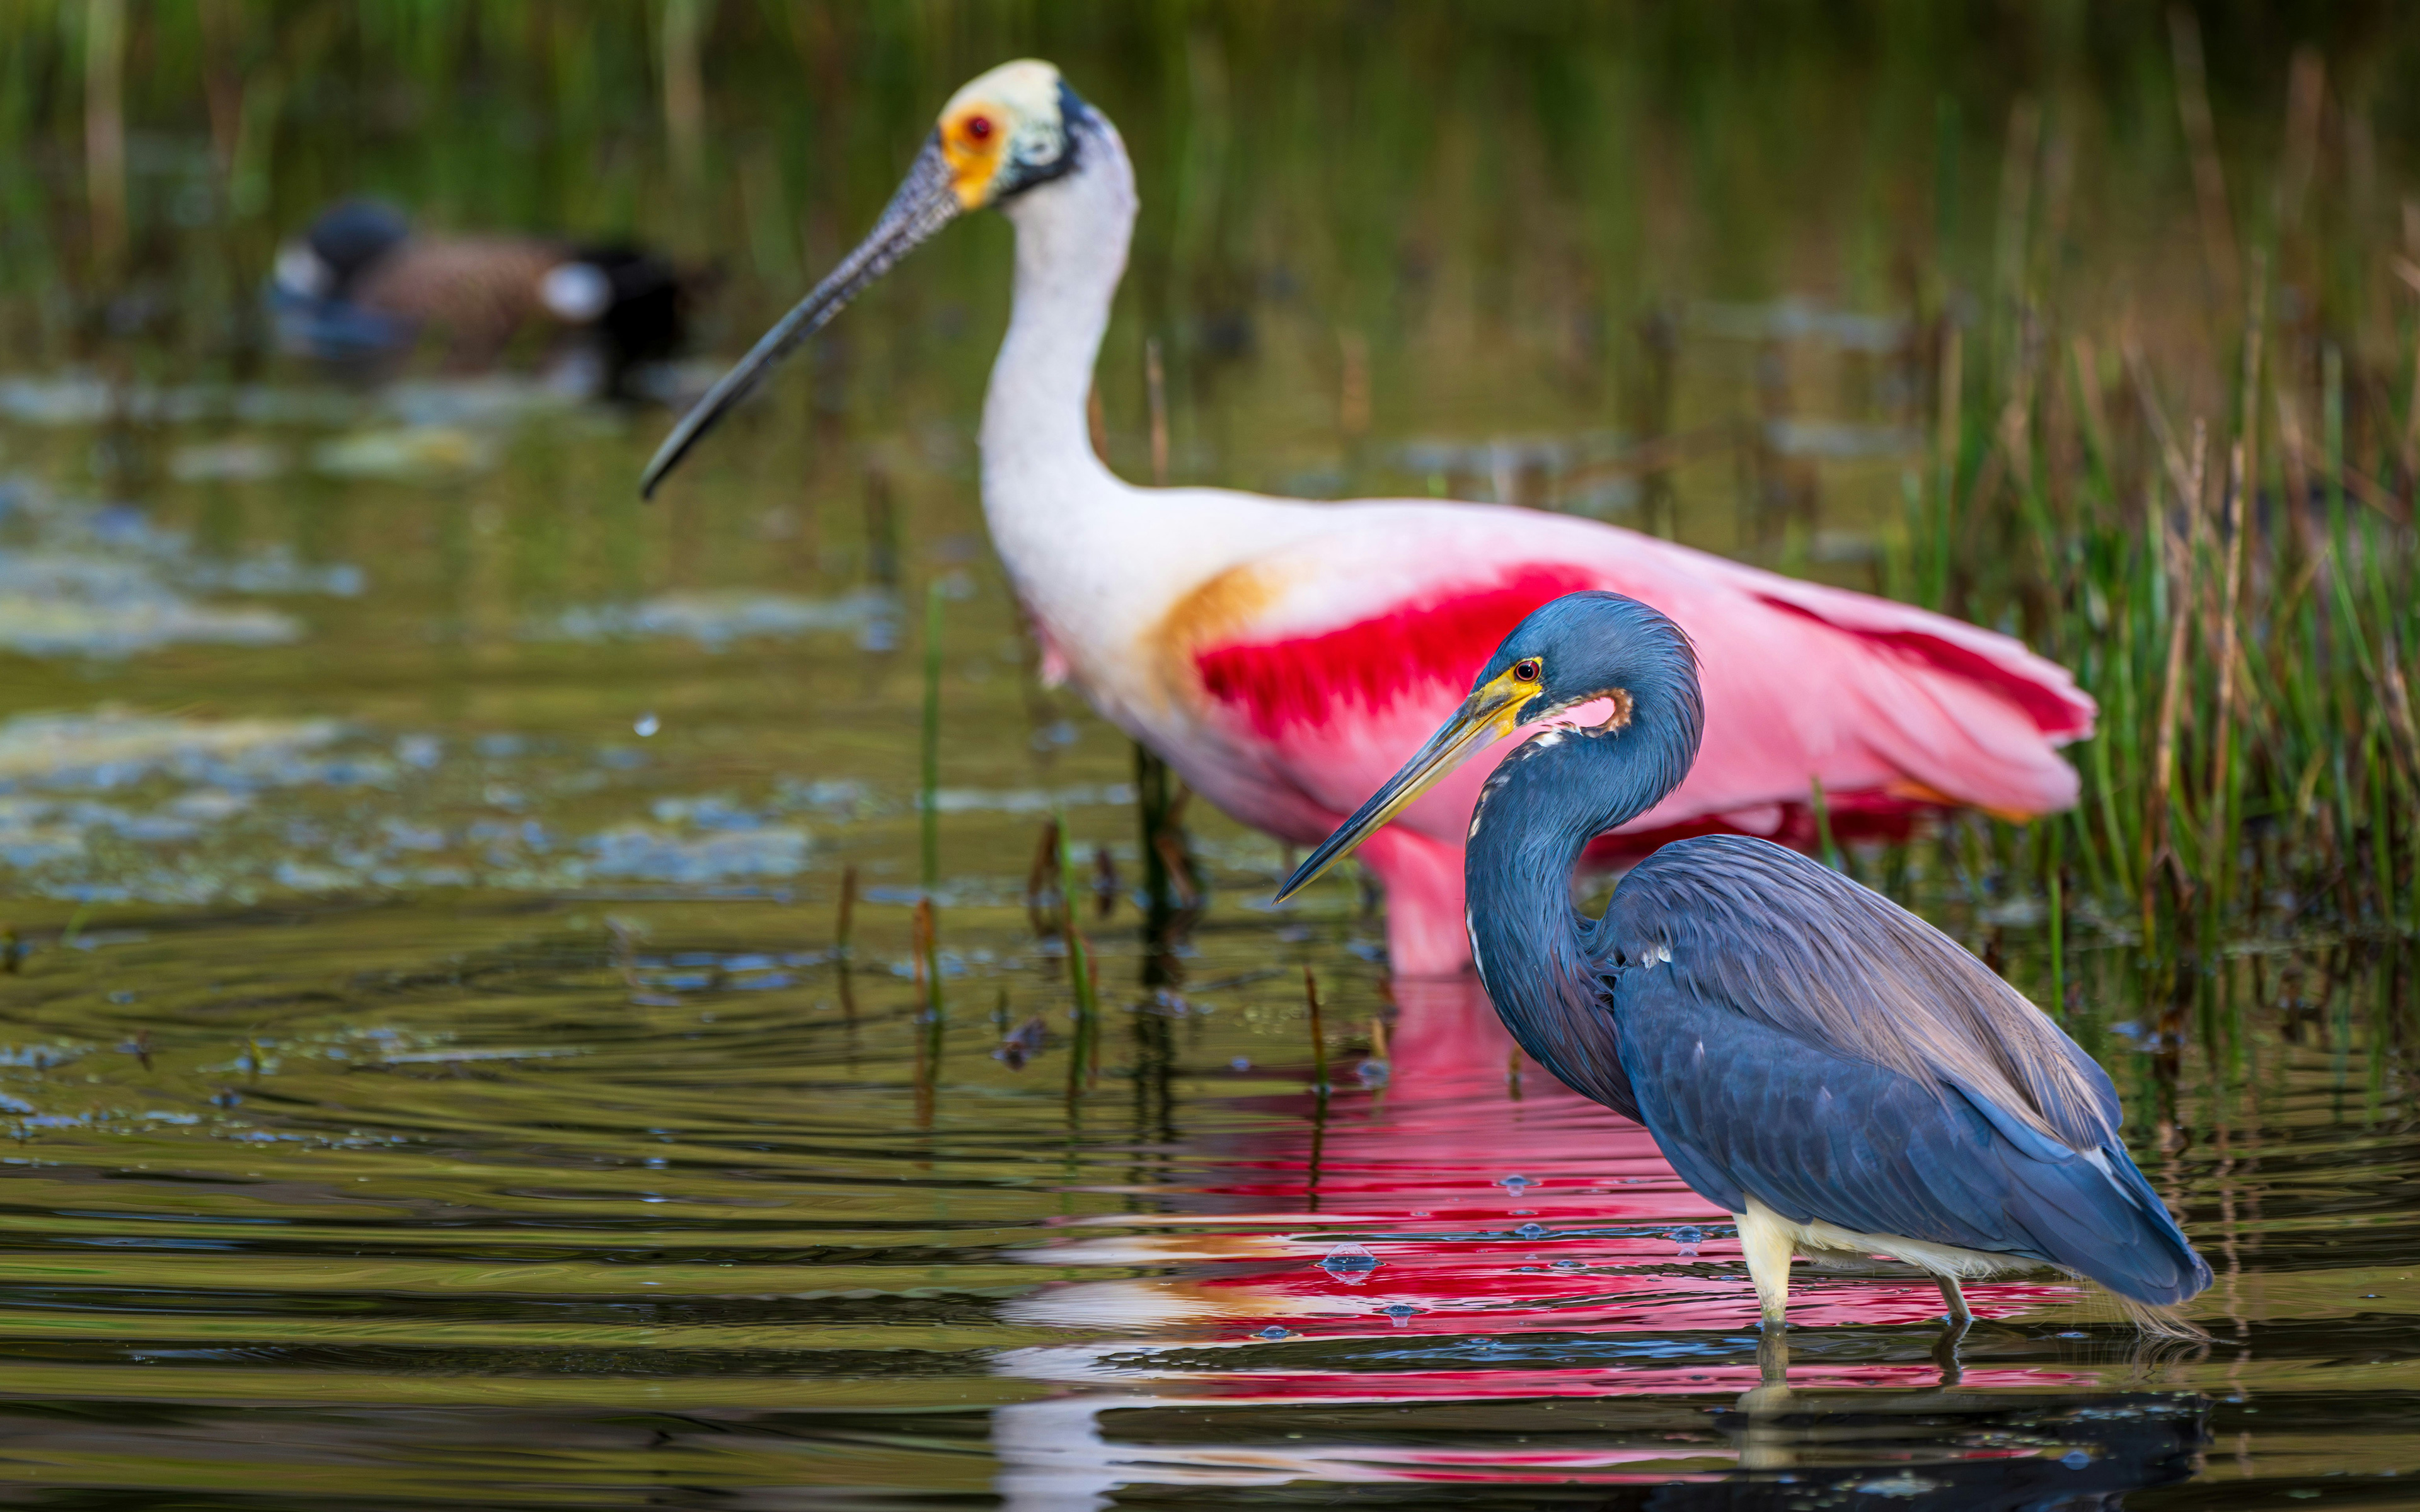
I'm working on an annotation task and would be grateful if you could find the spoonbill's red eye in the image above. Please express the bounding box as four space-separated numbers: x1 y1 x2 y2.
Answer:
965 115 994 141
1513 659 1541 682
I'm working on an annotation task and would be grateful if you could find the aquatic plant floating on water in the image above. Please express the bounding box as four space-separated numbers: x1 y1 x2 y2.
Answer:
546 590 893 650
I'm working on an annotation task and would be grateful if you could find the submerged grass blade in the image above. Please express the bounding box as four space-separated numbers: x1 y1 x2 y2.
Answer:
1809 774 1840 871
921 580 943 898
1055 806 1100 1094
1303 965 1330 1096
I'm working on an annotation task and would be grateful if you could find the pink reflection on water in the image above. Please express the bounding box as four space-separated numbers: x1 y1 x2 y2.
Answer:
994 976 2099 1504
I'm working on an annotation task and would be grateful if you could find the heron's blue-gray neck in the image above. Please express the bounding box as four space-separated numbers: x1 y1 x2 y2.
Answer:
1465 685 1700 1120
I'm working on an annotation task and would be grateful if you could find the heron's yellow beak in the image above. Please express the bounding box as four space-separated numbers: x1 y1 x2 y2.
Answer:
1273 666 1540 903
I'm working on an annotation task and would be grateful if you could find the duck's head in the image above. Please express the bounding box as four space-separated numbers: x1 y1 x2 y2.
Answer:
275 199 410 301
638 59 1097 496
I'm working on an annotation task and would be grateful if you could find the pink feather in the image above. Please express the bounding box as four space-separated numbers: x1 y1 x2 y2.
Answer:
1153 507 2090 975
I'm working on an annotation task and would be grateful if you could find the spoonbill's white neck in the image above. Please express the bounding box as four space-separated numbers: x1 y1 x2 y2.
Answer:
976 106 1306 716
984 112 1136 496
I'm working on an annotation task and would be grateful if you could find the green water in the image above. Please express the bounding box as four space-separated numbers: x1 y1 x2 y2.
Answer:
0 6 2415 1504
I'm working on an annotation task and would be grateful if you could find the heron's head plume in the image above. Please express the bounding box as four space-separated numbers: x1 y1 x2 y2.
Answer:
1276 591 1703 903
1475 592 1700 742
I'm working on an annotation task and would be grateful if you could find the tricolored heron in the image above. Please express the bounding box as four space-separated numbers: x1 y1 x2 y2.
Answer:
637 59 2096 977
1277 590 2211 1341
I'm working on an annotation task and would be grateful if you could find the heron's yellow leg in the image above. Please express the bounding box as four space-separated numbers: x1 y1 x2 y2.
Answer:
1733 1201 1797 1331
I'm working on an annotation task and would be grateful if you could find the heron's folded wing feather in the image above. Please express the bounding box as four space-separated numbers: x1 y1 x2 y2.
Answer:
1610 834 2121 1148
1613 975 2204 1302
1605 840 2207 1304
1614 985 2024 1251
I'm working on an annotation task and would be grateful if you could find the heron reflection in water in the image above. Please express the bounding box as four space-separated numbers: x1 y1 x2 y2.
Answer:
1277 591 2211 1365
988 1377 2208 1508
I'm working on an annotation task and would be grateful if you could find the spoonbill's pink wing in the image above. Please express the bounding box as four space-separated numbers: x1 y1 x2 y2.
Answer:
1153 501 2090 854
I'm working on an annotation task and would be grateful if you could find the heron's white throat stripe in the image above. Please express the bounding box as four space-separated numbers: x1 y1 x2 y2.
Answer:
1542 687 1633 734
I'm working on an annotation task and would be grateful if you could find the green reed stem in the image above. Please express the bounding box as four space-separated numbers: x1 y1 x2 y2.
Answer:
2048 818 2065 1018
57 900 91 953
2069 801 2110 905
2368 724 2394 928
913 894 943 1021
1055 806 1100 1092
1303 965 1330 1096
1135 742 1175 922
920 580 943 898
1809 774 1840 871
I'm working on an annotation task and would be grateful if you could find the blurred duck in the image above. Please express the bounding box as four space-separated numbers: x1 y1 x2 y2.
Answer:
642 60 2096 976
269 199 693 399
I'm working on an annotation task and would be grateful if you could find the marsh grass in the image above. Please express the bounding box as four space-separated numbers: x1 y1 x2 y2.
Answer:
1887 57 2420 982
919 581 943 898
1051 808 1101 1097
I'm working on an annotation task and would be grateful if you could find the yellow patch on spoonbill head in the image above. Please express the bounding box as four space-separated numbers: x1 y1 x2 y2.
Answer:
938 60 1068 209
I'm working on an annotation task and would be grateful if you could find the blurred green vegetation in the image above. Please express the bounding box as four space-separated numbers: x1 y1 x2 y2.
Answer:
0 3 2412 379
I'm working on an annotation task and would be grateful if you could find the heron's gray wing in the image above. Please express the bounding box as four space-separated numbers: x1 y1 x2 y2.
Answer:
1603 836 2208 1305
1613 965 2204 1302
1606 835 2120 1145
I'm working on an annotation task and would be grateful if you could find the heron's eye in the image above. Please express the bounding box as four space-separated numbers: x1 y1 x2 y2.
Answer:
1512 658 1541 683
965 114 994 142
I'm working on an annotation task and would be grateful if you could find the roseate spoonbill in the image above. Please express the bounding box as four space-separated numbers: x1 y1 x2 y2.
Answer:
1276 591 2209 1349
272 200 693 398
639 59 2094 976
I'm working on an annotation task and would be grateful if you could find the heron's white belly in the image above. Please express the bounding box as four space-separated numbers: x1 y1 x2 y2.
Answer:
1737 1194 2026 1281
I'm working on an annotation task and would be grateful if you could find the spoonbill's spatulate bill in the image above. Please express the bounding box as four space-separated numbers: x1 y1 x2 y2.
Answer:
642 59 2097 977
1278 590 2210 1335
